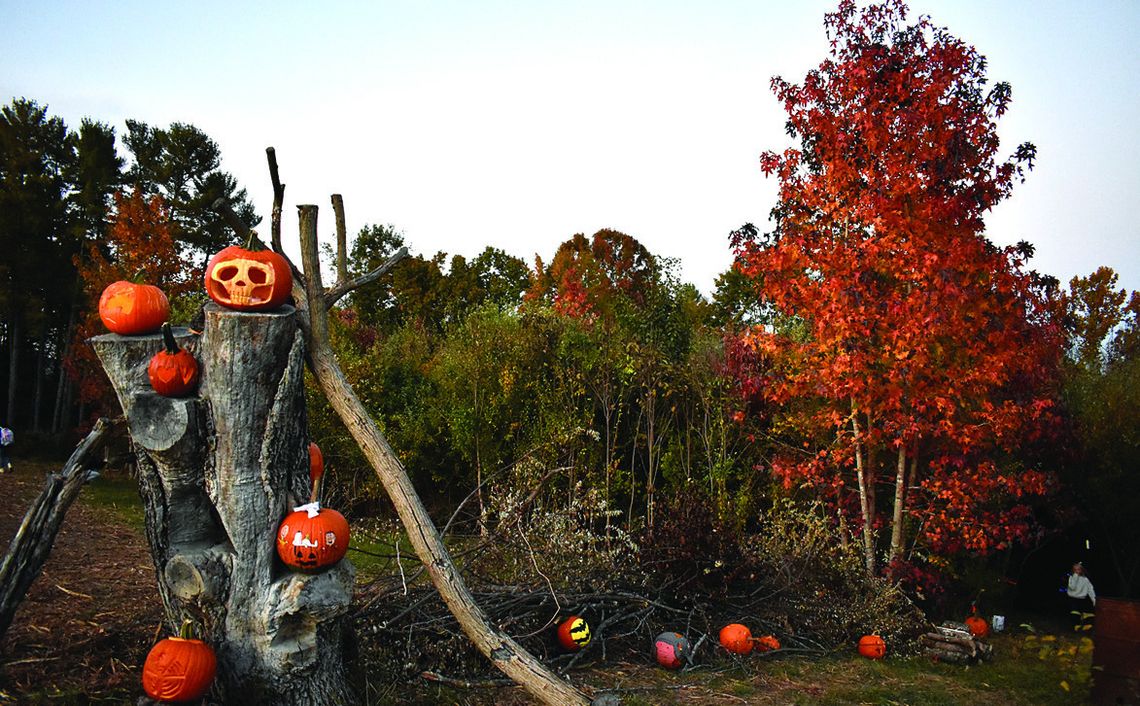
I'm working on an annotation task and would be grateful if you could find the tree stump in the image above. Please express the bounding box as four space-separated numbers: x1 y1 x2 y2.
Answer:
92 304 356 705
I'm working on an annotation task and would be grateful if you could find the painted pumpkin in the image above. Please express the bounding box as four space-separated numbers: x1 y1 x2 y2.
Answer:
964 615 989 638
755 634 781 652
141 627 216 702
148 323 199 397
557 616 591 651
204 245 292 311
654 631 690 670
99 281 169 335
276 503 349 572
719 623 753 655
858 634 887 659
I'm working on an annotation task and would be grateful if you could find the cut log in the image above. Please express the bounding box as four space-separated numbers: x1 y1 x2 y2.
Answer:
92 309 355 705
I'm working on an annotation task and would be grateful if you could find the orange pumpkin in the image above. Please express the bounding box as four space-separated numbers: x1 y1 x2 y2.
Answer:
965 615 989 638
309 442 324 485
99 280 169 335
204 245 292 311
142 623 216 702
277 504 350 572
148 323 199 397
858 634 886 659
557 616 591 651
755 634 781 652
719 623 753 655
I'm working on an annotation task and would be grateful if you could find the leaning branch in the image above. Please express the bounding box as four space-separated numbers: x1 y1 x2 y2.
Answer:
0 417 124 639
324 246 409 308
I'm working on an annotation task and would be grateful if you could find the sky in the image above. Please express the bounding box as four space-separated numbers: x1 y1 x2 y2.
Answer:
3 0 1138 296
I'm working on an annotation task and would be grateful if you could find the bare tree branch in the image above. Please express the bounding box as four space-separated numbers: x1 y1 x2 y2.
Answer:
324 246 409 308
332 194 348 286
267 147 285 254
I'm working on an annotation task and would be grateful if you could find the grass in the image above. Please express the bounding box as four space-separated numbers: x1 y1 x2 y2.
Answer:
82 471 147 529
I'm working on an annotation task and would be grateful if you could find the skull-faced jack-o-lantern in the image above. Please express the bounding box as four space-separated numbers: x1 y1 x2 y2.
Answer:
276 502 349 573
204 246 292 311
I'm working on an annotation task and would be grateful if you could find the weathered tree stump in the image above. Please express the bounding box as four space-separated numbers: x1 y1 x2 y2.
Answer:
92 304 355 705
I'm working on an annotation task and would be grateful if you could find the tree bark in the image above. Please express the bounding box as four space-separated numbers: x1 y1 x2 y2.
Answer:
0 417 122 640
889 444 907 563
851 399 875 574
92 310 356 705
6 317 19 426
296 204 589 706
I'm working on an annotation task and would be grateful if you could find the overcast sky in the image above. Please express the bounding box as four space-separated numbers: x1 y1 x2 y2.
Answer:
3 1 1138 295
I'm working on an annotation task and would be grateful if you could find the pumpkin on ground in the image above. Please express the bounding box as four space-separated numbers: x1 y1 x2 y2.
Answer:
718 623 753 655
148 323 199 397
99 280 169 335
142 622 216 702
755 634 781 652
858 634 887 659
204 245 292 311
557 616 591 651
654 631 690 669
965 615 990 638
277 502 350 572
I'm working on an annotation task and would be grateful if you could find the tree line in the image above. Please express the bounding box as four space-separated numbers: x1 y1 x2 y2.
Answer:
3 0 1139 603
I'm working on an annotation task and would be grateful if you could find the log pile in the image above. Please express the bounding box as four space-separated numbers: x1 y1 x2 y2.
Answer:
920 621 993 664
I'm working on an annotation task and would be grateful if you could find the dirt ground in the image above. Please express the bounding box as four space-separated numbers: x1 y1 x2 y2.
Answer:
0 460 162 703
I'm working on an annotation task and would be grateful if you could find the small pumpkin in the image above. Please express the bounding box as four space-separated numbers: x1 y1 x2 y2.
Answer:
858 634 887 659
204 245 292 311
719 623 753 655
142 620 216 702
755 634 781 652
654 631 690 670
148 323 199 397
277 503 350 572
99 280 169 335
964 615 989 638
557 616 591 651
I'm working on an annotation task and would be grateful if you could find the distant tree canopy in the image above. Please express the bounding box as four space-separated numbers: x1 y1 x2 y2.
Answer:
0 97 255 431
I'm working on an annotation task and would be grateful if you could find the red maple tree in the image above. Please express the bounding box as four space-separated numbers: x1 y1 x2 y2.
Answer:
732 0 1062 572
528 230 658 319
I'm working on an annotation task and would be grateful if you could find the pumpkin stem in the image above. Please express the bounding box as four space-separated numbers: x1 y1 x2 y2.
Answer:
309 475 321 504
161 322 181 355
245 228 257 251
178 618 195 640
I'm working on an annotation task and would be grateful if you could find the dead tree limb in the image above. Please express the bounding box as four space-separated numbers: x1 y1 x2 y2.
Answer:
0 417 123 640
293 199 589 704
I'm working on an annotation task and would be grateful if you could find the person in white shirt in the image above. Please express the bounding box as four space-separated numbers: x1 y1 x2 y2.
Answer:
1066 561 1096 625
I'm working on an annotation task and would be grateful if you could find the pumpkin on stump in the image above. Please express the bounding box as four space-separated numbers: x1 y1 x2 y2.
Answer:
719 623 753 655
148 323 199 397
99 280 169 335
276 444 349 572
858 634 887 659
142 620 216 703
557 616 591 651
204 245 292 311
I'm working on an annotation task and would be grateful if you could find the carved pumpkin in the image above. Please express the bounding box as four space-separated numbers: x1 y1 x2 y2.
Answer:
204 245 292 311
557 616 591 651
755 634 781 652
141 623 216 703
148 323 199 397
964 615 990 638
719 623 753 655
277 503 349 572
654 631 690 669
858 634 887 659
98 280 169 335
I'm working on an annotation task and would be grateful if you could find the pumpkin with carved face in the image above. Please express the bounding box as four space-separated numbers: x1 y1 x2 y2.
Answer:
204 246 292 311
276 503 349 572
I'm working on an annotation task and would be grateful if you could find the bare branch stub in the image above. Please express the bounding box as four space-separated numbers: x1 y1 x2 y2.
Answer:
332 194 348 286
267 147 285 254
324 246 409 309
